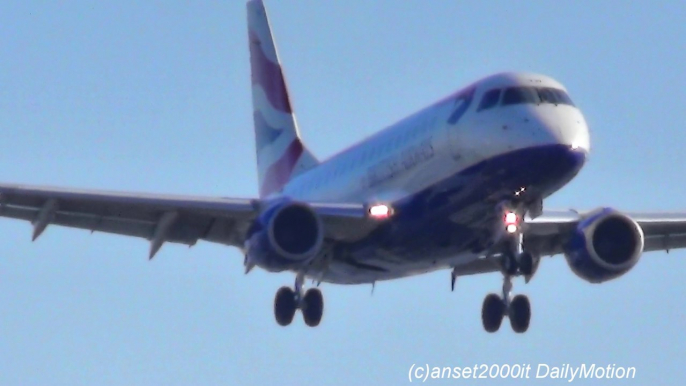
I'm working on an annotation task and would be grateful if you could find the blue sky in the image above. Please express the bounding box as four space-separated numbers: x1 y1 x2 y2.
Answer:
1 1 685 385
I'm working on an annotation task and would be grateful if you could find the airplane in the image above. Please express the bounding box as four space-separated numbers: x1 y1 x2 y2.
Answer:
1 0 684 334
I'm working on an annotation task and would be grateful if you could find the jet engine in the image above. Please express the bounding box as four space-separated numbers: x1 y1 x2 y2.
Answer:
245 200 324 272
564 208 644 283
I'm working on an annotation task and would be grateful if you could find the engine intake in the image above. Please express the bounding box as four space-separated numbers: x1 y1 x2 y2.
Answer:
268 203 322 259
565 208 644 283
245 200 324 272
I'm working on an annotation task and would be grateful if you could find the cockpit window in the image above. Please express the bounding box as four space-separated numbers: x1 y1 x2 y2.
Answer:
477 89 501 112
502 87 540 105
538 88 558 104
538 87 575 106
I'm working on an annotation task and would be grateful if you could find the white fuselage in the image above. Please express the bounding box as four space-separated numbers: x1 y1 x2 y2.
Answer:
284 72 589 204
281 72 590 283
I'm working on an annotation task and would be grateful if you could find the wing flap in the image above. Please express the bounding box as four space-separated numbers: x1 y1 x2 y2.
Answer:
452 257 502 277
644 233 686 253
0 205 157 240
0 183 257 250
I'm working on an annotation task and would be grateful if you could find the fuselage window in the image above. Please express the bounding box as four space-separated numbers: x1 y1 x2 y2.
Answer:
502 87 540 105
477 89 501 111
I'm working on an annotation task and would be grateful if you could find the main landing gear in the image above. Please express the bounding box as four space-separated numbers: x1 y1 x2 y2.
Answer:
274 273 324 327
481 208 535 333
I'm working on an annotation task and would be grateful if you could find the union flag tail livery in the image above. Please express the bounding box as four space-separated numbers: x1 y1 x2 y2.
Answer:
247 0 318 197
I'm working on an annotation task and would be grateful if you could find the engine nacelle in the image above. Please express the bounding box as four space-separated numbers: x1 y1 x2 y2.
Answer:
564 208 644 283
245 199 324 272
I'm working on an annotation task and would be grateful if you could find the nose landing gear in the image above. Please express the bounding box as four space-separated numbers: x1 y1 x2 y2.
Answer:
481 206 536 333
481 273 532 333
482 293 506 333
481 274 531 333
509 294 531 333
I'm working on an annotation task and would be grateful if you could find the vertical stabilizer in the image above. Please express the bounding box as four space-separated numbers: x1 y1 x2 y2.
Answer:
247 0 319 197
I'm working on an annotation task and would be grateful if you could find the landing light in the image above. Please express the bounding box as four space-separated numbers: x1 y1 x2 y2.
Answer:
369 204 393 219
504 211 519 234
505 212 518 225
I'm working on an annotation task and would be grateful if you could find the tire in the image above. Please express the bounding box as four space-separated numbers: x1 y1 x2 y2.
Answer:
519 252 534 277
274 286 297 326
501 252 519 276
509 294 531 333
481 293 505 333
302 288 324 327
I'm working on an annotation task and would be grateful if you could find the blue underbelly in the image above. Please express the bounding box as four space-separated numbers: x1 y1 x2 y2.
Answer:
334 144 586 280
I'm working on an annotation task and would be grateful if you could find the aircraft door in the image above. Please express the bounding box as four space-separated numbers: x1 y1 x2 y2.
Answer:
445 88 478 162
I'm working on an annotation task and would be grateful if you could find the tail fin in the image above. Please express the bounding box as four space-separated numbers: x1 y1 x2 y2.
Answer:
247 0 319 197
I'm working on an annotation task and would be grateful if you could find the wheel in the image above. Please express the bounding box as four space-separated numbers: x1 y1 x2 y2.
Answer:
302 288 324 327
274 286 297 326
509 294 531 333
518 251 534 277
481 293 505 333
501 252 518 276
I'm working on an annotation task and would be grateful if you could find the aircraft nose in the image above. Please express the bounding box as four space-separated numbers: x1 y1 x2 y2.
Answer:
532 106 590 153
558 113 590 152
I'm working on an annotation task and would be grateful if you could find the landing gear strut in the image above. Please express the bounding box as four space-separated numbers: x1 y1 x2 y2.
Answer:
481 207 534 333
274 273 324 327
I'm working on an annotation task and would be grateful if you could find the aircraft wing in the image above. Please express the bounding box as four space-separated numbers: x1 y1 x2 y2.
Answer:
0 183 373 258
524 210 686 256
452 210 686 277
